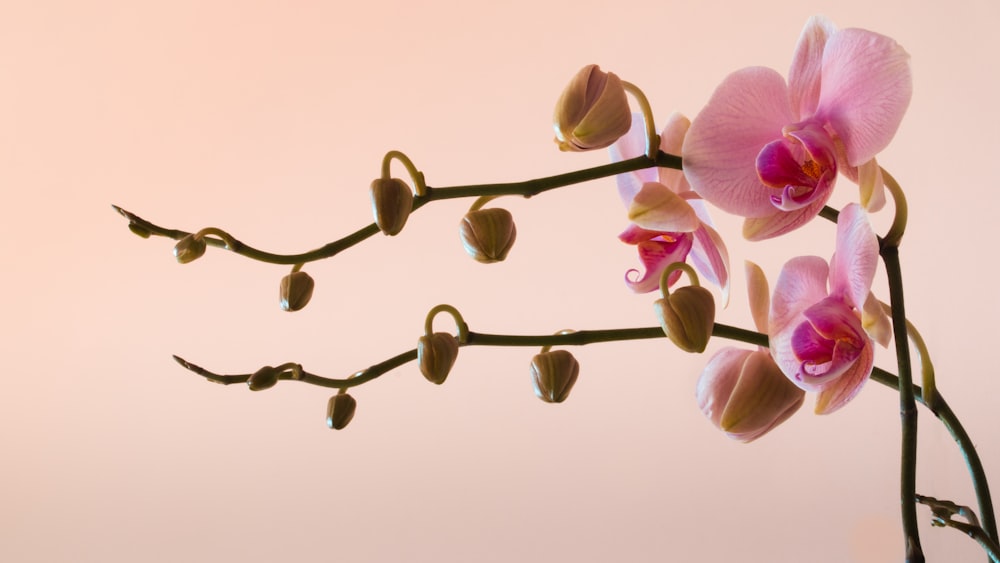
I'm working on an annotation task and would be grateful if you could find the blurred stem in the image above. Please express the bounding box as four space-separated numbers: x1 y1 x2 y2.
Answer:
114 152 681 265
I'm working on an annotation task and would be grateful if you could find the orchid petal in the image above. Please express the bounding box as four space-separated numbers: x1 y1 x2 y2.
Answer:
742 196 828 241
788 15 837 120
745 261 770 333
857 158 886 212
829 203 877 309
696 347 751 429
721 349 805 440
609 115 657 205
618 222 662 245
689 223 731 306
683 67 795 218
816 28 912 166
657 112 691 193
628 182 700 233
814 338 874 414
862 292 892 348
623 235 694 293
769 256 830 383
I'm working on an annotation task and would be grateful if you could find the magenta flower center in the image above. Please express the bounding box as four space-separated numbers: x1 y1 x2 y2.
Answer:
755 121 837 212
789 296 865 381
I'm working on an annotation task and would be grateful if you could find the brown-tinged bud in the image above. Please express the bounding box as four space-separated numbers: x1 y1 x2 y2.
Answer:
279 271 315 312
696 348 805 442
173 234 206 264
654 285 715 353
553 64 631 152
530 350 579 403
128 222 152 238
417 332 460 385
459 208 516 263
326 393 357 430
370 177 414 236
247 365 280 391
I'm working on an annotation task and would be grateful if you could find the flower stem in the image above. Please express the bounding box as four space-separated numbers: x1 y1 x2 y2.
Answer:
881 243 925 562
113 152 680 265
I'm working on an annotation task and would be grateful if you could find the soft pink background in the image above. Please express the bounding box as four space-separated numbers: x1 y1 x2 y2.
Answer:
3 1 998 561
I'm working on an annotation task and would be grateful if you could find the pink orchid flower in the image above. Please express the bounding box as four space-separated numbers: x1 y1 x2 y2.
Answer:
682 15 911 240
609 113 730 301
768 203 890 414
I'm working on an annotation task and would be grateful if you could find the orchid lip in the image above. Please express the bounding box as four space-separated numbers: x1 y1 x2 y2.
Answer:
756 121 837 212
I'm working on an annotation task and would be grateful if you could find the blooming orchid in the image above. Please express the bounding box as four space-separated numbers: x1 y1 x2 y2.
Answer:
768 203 891 413
610 113 730 301
682 15 911 240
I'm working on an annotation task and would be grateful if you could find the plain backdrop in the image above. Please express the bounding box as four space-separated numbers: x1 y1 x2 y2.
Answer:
2 0 998 561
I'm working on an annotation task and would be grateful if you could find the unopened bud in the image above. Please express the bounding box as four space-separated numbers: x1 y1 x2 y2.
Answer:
370 177 414 236
655 285 715 353
173 234 206 264
279 271 315 312
459 208 516 263
326 393 357 430
247 366 280 391
128 222 152 238
696 348 805 442
530 350 579 403
553 64 631 152
418 332 460 385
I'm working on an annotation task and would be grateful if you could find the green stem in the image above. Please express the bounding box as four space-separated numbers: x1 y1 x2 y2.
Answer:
113 152 680 265
882 244 924 562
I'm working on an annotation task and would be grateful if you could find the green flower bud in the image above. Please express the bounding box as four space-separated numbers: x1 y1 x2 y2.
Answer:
530 349 579 403
417 332 460 385
326 393 357 430
654 285 715 353
173 234 206 264
247 366 280 391
459 208 516 263
370 177 414 236
553 64 631 152
279 271 315 312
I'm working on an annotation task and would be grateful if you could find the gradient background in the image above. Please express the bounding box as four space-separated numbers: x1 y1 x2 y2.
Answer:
3 0 998 561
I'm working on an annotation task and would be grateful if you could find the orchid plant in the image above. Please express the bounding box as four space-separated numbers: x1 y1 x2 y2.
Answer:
115 15 997 563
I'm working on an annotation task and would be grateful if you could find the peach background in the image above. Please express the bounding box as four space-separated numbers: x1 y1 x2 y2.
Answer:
2 0 998 561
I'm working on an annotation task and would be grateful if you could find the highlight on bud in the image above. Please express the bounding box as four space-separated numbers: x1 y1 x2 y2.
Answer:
279 270 315 312
247 365 280 391
326 393 357 430
553 64 631 152
530 349 579 403
173 234 207 264
418 332 460 385
654 263 715 353
370 177 414 236
696 348 805 442
459 208 516 263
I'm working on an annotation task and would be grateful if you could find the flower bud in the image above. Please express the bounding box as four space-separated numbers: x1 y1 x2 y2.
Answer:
654 285 715 353
279 271 315 312
326 393 357 430
247 365 280 391
459 208 516 263
128 222 152 238
370 177 414 236
417 332 460 385
553 64 631 152
173 234 206 264
530 350 579 403
696 348 805 442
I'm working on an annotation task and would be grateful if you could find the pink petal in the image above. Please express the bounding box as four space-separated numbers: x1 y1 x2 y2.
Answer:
628 182 700 232
862 292 893 348
741 196 829 241
815 27 912 166
610 115 657 205
618 222 663 244
623 234 694 293
829 203 877 309
745 261 770 333
788 15 837 119
657 112 691 193
683 67 795 218
768 256 830 383
689 223 731 306
814 338 874 414
696 347 752 428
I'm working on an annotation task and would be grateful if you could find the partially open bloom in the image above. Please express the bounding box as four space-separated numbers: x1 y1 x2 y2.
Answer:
696 262 805 441
554 65 631 151
683 16 911 240
610 113 730 300
769 203 890 413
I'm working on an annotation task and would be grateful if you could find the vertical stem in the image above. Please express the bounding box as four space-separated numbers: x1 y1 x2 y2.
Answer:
883 244 924 562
